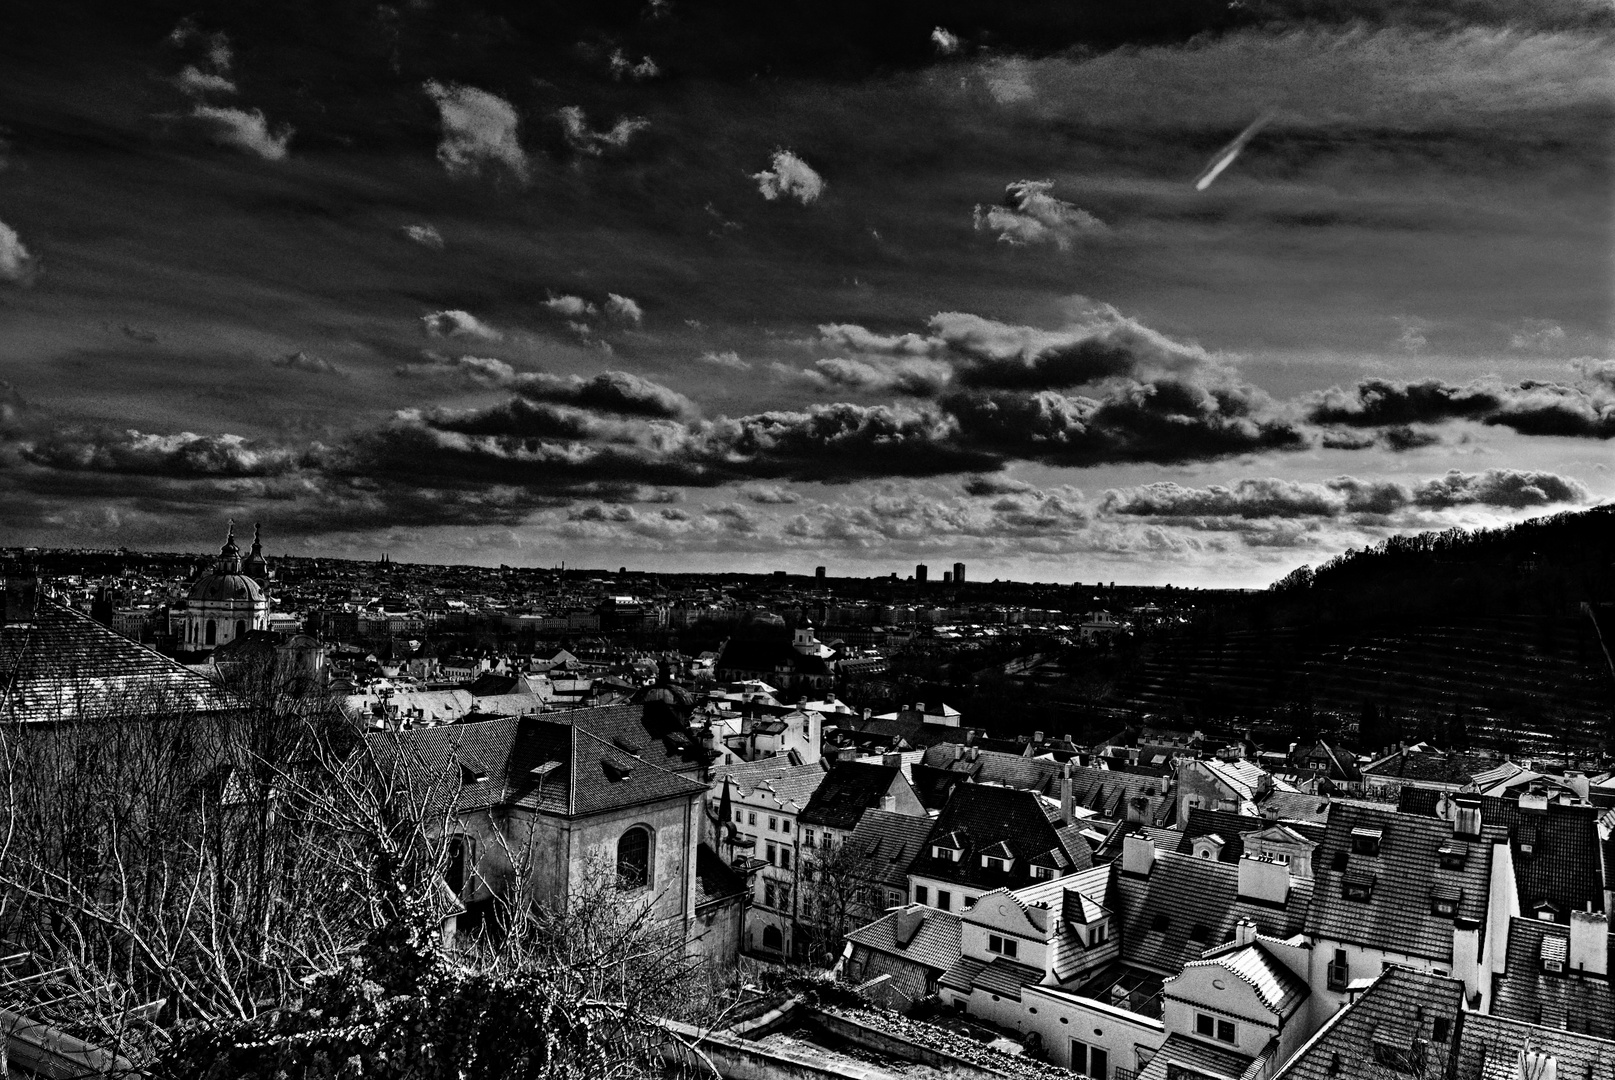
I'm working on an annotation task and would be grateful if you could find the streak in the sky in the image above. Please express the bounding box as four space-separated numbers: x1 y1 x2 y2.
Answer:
1194 110 1276 191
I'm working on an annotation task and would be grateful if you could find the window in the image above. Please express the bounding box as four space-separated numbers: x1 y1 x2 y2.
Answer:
821 833 832 849
1350 827 1383 856
1032 865 1054 880
769 816 778 832
445 834 472 895
1219 1020 1236 1044
234 619 246 640
779 848 791 871
1151 913 1171 933
937 890 952 912
732 808 743 822
1197 1015 1235 1043
801 896 813 918
781 819 791 835
205 619 217 646
1432 1018 1450 1043
1196 1014 1214 1038
804 829 815 846
964 895 976 910
983 856 1006 871
1430 887 1462 917
762 925 783 951
1343 874 1376 902
766 842 777 865
914 885 928 905
617 827 651 889
988 934 1019 958
778 884 792 910
748 812 757 826
764 881 776 907
1327 948 1349 990
1091 921 1108 944
888 890 904 907
1071 1040 1109 1079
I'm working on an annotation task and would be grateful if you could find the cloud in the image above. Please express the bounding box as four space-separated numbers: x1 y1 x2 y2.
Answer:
1102 469 1588 520
402 224 444 250
1307 376 1615 438
962 475 1033 496
819 324 939 356
744 485 802 504
609 50 661 81
932 27 961 54
1509 318 1569 352
973 180 1107 249
697 350 752 371
22 429 297 478
189 105 292 160
175 65 236 97
394 353 517 386
273 351 343 376
420 310 503 342
557 107 649 156
752 149 825 205
604 293 643 324
512 371 696 419
423 82 529 182
544 293 597 318
0 220 37 285
809 357 954 396
1393 315 1432 354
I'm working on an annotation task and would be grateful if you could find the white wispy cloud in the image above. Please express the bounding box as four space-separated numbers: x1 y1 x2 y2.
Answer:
752 149 825 205
557 107 649 156
605 293 643 324
974 180 1106 249
544 293 597 318
175 65 236 97
402 224 445 250
0 220 37 284
190 105 292 160
423 81 530 182
697 350 752 371
420 310 503 341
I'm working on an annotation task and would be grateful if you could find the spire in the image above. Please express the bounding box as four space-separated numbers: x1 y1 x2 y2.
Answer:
243 521 269 581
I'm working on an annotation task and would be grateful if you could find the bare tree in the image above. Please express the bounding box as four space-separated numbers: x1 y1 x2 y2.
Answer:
794 842 889 968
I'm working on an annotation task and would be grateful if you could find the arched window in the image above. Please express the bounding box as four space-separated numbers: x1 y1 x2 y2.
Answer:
234 620 246 641
205 619 217 646
617 826 651 889
762 925 783 952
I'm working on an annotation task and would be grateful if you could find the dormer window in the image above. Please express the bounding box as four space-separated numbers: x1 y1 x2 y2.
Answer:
1430 885 1462 918
983 856 1007 871
1540 934 1567 973
1090 920 1108 945
1350 827 1383 857
460 763 489 786
933 845 959 862
1516 825 1537 857
1343 873 1376 902
1032 865 1055 881
1438 841 1468 870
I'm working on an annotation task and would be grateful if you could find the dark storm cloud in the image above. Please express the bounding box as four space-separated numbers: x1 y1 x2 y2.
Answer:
944 378 1306 467
1307 376 1615 437
962 475 1034 496
21 428 299 478
510 372 696 419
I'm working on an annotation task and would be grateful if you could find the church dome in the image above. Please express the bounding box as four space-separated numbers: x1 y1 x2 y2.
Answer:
188 523 266 603
189 572 265 603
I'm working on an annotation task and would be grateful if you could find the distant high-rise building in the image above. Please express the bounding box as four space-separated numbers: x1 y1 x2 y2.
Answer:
915 564 928 583
953 562 966 584
942 571 953 584
815 566 826 582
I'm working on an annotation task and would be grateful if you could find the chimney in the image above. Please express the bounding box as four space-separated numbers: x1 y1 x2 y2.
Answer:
1060 775 1075 826
1233 918 1257 947
895 906 925 948
1516 1050 1557 1080
1121 833 1155 877
1453 797 1483 839
862 708 872 723
1033 730 1044 744
882 752 903 768
879 793 897 813
1568 911 1609 977
1238 854 1289 905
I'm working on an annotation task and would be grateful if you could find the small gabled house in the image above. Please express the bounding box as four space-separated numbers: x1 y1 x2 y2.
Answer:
908 782 1095 914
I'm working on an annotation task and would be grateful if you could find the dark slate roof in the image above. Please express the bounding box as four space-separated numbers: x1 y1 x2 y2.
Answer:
938 955 1044 1001
368 706 707 821
846 904 962 972
1 597 237 723
1453 1014 1615 1080
711 758 826 810
841 716 967 753
1136 1033 1254 1080
1363 749 1499 785
848 810 936 891
1398 787 1606 921
1272 967 1466 1080
1304 803 1499 963
1110 851 1313 976
1178 808 1326 864
910 783 1093 891
1256 790 1333 825
465 671 538 697
715 638 831 677
1490 917 1614 1037
695 843 747 908
799 761 904 830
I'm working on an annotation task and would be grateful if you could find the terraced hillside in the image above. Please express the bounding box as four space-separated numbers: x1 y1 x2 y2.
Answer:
1119 614 1613 754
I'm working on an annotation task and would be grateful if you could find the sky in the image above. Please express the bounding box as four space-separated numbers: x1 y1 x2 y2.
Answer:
0 0 1610 586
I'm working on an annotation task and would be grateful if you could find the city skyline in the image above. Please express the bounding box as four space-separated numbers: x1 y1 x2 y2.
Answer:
0 3 1610 587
